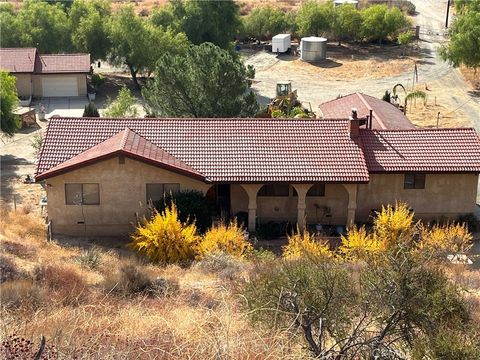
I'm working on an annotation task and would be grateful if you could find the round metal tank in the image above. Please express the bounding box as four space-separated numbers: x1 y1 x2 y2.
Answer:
300 37 327 62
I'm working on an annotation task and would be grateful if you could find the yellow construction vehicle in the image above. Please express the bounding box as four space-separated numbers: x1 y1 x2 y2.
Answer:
267 81 316 118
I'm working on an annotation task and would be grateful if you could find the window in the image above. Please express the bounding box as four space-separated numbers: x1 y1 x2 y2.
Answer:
258 183 290 197
65 183 99 205
307 183 326 197
404 173 425 189
146 183 180 203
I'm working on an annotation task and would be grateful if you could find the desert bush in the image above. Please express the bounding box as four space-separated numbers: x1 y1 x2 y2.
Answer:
157 190 214 233
197 220 251 259
30 132 43 158
0 255 22 283
131 203 200 264
103 263 178 297
82 101 100 117
282 228 331 260
247 247 277 262
75 246 103 269
0 210 46 240
0 279 46 309
1 240 35 259
194 252 247 281
35 263 87 305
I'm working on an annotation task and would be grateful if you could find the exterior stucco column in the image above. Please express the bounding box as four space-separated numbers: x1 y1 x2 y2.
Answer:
292 184 313 230
240 184 263 233
342 183 358 228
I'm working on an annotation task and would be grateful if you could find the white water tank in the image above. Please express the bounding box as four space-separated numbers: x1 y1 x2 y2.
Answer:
300 37 327 62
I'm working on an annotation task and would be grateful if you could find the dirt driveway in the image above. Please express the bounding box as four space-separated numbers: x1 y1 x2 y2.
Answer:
246 0 480 131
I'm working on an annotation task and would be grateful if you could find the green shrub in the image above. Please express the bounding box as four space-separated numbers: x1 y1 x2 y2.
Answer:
75 247 103 269
157 190 214 233
91 73 105 88
195 252 246 279
83 102 100 117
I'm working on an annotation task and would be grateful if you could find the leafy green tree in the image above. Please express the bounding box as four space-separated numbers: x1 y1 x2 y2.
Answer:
174 0 241 49
331 4 362 45
0 71 20 136
149 3 177 30
455 0 480 14
243 6 288 40
16 0 69 53
108 6 189 88
440 10 480 71
69 0 112 61
0 4 22 47
142 43 259 118
103 87 139 118
398 30 413 55
360 5 408 44
296 0 333 37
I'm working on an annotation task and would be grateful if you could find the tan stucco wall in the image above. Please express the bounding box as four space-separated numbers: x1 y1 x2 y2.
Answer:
32 74 88 97
13 73 32 97
46 157 210 236
356 173 479 221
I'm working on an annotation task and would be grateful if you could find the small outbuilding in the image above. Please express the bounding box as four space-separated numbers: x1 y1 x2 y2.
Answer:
0 48 90 98
272 34 291 53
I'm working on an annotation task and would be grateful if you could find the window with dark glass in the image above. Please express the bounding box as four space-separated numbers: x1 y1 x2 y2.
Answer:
258 183 290 197
404 173 425 189
65 183 99 205
307 183 326 197
146 183 180 203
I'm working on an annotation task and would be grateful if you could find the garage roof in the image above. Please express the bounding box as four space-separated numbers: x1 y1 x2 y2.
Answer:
0 47 90 74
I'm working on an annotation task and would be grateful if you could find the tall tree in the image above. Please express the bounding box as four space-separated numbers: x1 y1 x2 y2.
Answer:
16 0 69 53
69 0 112 61
0 4 22 47
1 71 20 136
108 6 189 88
440 10 480 71
331 4 362 45
296 0 333 37
142 43 259 118
175 0 241 49
243 6 288 40
360 5 408 44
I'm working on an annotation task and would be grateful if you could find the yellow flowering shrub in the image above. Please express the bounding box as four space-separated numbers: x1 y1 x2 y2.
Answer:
282 228 331 260
373 202 415 248
339 225 384 260
419 223 473 255
130 203 200 264
197 220 252 258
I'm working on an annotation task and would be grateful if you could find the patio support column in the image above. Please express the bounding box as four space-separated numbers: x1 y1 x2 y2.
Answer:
240 184 263 233
292 184 313 230
343 184 358 228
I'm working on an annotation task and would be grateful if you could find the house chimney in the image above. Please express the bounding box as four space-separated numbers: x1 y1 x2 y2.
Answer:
349 108 360 138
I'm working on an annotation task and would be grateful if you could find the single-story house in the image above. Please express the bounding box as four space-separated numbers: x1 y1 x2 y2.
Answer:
319 92 415 130
0 48 90 98
35 116 480 236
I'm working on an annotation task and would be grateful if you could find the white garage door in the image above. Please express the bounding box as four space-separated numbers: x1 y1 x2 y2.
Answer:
42 76 78 97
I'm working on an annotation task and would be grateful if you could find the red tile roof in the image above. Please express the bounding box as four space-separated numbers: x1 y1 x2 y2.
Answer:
0 48 37 73
35 54 91 74
0 48 90 74
360 128 480 172
35 117 370 183
37 128 203 181
319 92 415 130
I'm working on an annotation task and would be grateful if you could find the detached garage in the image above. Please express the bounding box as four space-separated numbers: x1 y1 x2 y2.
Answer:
42 76 79 97
0 48 90 98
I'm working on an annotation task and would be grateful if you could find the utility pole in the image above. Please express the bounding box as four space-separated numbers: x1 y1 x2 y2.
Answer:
445 0 451 28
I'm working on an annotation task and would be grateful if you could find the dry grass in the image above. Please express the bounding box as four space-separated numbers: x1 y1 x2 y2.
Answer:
0 210 306 359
